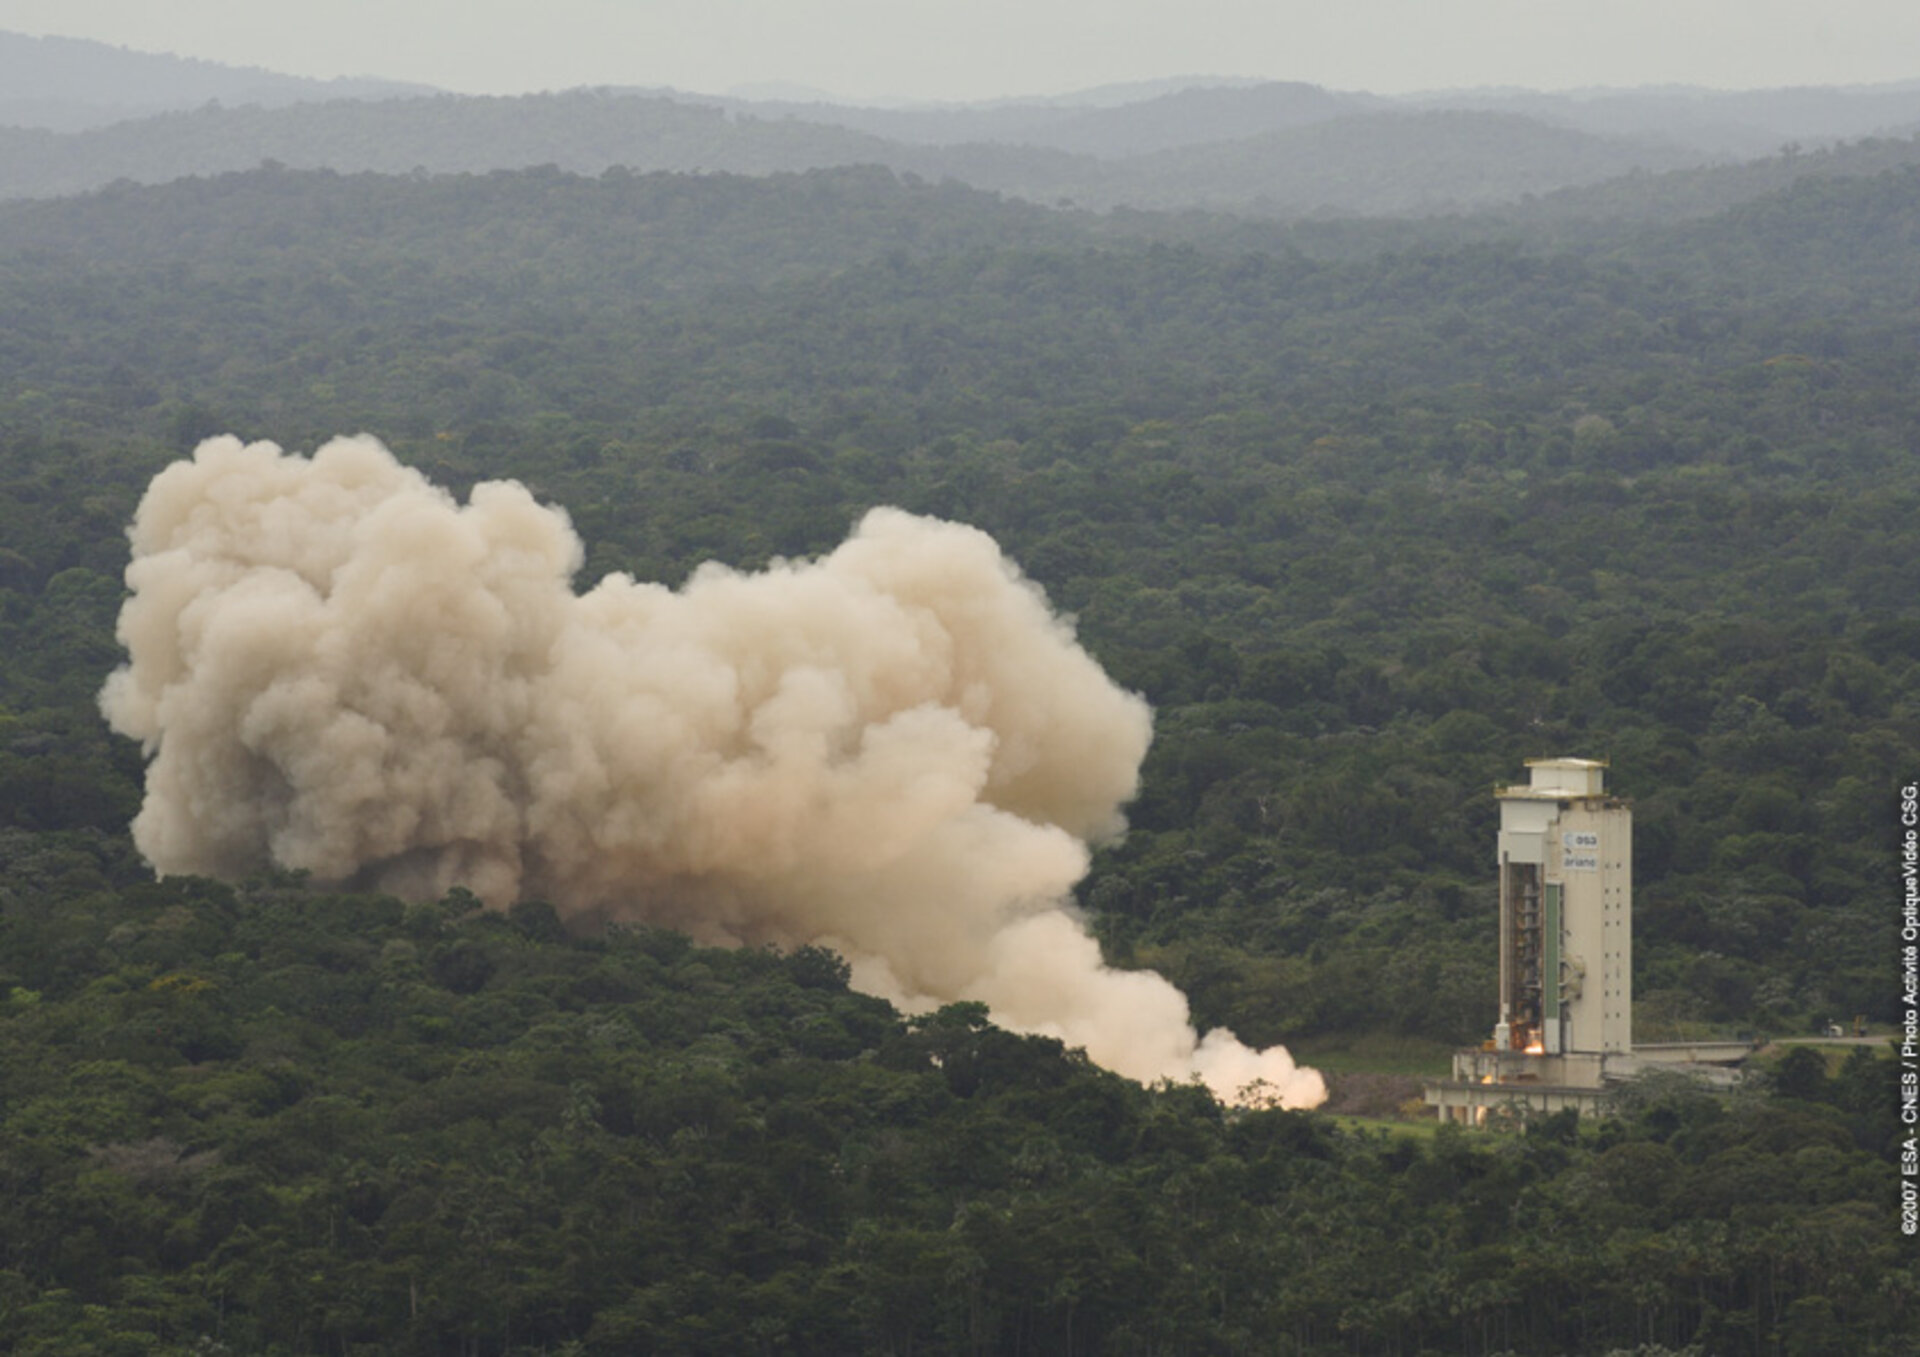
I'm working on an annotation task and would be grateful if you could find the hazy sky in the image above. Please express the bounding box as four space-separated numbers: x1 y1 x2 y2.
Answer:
2 0 1915 102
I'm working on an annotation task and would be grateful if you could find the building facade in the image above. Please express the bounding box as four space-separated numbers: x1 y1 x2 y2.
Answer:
1425 758 1751 1125
1429 758 1632 1124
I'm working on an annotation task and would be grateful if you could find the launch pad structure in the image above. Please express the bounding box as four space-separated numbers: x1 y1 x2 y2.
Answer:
1424 758 1751 1126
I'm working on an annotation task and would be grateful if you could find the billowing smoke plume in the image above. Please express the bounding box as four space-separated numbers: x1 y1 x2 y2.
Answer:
102 435 1325 1108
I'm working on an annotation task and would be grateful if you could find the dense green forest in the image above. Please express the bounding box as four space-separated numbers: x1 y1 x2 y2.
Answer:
0 157 1915 1352
0 863 1907 1354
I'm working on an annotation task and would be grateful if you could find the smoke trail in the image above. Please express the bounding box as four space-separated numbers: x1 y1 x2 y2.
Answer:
101 434 1325 1108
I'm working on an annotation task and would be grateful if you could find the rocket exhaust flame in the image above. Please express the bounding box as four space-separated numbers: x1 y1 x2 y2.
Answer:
101 435 1326 1109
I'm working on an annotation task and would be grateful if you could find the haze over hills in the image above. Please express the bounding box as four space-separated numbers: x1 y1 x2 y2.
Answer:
10 28 1920 219
720 74 1276 114
0 77 1699 217
1406 81 1920 158
0 30 435 132
1495 131 1920 234
688 80 1381 155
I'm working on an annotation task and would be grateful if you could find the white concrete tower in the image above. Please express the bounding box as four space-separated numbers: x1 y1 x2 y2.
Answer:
1494 757 1632 1056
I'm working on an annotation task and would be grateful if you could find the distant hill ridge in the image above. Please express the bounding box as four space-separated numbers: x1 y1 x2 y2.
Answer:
5 28 1920 220
0 30 436 131
0 86 1700 215
686 81 1381 156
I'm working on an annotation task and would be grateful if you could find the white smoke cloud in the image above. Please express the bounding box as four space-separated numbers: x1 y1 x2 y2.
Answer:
101 434 1325 1109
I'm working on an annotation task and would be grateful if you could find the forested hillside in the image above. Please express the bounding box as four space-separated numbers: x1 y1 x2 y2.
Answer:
14 29 1920 220
1498 132 1920 236
0 87 1699 215
3 160 1916 1042
0 863 1905 1353
1406 82 1920 157
0 160 1915 1352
